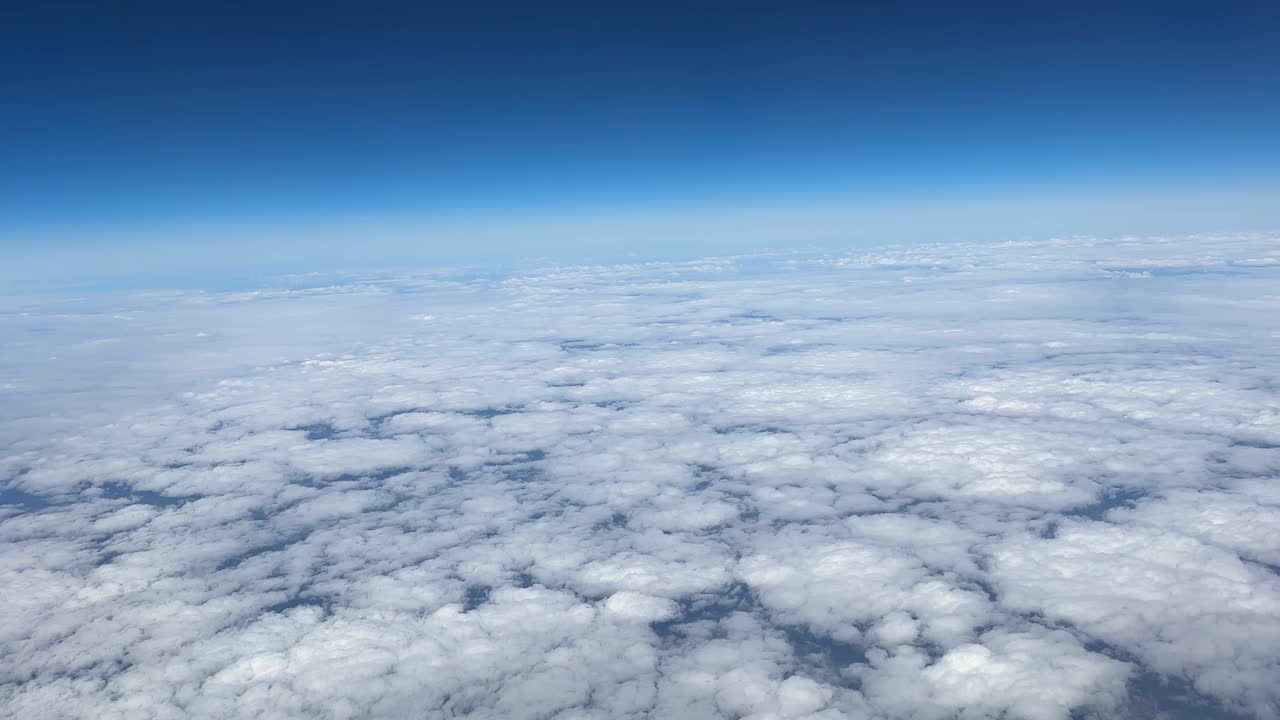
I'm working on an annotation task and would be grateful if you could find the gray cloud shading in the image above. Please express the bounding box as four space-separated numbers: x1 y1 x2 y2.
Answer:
2 234 1279 719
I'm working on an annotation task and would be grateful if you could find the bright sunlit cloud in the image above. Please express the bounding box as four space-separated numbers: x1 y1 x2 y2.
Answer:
3 234 1278 719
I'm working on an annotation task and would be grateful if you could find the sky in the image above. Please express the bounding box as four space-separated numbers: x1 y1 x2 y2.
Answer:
5 5 1280 718
3 0 1280 287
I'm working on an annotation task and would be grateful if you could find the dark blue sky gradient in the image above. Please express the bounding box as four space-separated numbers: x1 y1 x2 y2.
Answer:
3 0 1279 272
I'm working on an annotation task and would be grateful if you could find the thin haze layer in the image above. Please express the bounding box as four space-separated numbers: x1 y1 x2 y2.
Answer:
2 235 1279 719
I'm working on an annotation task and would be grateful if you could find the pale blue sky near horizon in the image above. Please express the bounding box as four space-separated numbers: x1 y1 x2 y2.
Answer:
3 1 1279 289
8 182 1280 293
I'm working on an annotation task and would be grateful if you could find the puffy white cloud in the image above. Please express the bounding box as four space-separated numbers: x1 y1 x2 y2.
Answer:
604 591 680 622
859 628 1131 720
1108 487 1280 565
740 530 991 648
2 234 1279 719
862 422 1107 510
992 521 1280 715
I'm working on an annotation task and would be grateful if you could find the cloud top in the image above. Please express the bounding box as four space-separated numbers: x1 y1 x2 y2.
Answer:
2 233 1279 719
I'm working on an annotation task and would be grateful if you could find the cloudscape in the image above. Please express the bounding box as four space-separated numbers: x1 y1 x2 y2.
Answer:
4 236 1279 719
2 1 1280 719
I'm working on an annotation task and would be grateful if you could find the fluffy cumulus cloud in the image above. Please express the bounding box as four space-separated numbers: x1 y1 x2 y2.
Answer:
2 234 1279 719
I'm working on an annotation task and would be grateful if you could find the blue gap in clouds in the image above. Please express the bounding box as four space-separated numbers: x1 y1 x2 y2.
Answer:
1062 487 1148 522
652 582 867 684
288 422 339 440
1078 639 1255 720
263 595 332 616
463 586 492 611
0 487 52 511
100 481 202 507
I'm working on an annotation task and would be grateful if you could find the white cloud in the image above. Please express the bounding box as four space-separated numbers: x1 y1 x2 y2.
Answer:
604 591 680 622
992 521 1280 715
859 628 1130 720
2 234 1279 719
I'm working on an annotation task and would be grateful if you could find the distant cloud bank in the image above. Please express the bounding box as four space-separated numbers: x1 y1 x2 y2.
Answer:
2 234 1279 719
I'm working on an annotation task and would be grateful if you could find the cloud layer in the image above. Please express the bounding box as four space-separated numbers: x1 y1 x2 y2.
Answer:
2 234 1279 719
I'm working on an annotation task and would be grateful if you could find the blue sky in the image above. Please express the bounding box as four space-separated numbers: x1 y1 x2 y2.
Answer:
3 5 1280 714
3 0 1279 287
